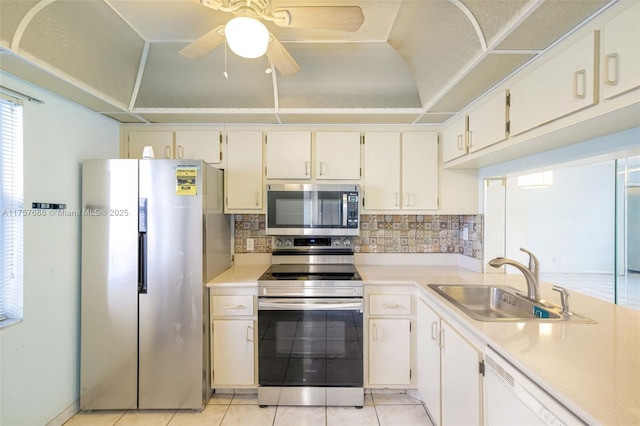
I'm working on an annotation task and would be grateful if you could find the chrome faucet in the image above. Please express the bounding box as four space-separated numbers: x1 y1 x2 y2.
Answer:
489 248 541 301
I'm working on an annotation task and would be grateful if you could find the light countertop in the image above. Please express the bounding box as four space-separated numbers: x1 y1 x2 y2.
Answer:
206 263 640 425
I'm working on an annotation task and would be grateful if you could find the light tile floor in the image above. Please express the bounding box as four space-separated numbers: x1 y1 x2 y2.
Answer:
64 392 434 426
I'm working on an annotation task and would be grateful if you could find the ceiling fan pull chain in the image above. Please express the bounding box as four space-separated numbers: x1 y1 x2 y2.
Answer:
223 38 229 79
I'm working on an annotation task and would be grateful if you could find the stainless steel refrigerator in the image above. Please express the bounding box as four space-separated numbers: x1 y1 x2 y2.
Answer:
80 159 230 410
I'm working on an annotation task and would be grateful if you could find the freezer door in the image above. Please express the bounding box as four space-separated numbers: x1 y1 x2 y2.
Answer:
80 159 139 410
138 159 205 409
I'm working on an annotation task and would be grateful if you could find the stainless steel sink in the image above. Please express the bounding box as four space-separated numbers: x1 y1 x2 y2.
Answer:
427 284 596 323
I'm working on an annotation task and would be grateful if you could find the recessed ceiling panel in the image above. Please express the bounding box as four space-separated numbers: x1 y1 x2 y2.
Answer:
388 0 482 108
137 112 279 124
0 1 38 47
107 0 227 42
429 52 534 113
135 43 275 108
277 43 421 109
497 0 609 50
17 0 144 106
460 0 529 46
277 111 422 125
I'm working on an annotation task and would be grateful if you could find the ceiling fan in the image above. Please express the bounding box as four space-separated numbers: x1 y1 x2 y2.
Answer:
179 0 365 76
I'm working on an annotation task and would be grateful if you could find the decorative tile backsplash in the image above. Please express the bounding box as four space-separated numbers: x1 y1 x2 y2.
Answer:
233 214 483 260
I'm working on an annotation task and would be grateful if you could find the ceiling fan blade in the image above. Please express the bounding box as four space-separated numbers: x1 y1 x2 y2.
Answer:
179 25 225 59
273 6 364 32
266 34 300 76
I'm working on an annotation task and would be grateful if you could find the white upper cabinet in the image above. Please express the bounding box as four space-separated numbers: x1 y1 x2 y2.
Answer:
602 1 640 100
225 131 264 212
467 90 509 153
442 115 467 163
265 131 312 179
363 132 401 210
126 130 222 164
315 132 361 180
509 31 598 136
175 130 221 164
402 132 438 210
127 131 174 159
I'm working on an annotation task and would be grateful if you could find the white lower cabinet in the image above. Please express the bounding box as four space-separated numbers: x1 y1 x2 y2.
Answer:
369 319 411 385
417 297 441 425
366 287 415 389
210 289 257 388
418 295 483 426
212 320 255 386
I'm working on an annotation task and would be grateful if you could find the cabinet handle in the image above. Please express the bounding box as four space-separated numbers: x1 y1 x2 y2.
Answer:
255 191 260 206
177 145 184 159
246 325 254 342
431 321 438 341
319 161 325 176
305 161 310 176
439 328 445 349
224 304 244 310
382 303 399 309
373 324 378 341
164 145 171 158
573 69 587 99
457 134 463 151
466 130 473 148
604 53 619 86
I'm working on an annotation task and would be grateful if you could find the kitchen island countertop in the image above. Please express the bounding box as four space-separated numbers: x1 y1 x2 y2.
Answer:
206 263 640 425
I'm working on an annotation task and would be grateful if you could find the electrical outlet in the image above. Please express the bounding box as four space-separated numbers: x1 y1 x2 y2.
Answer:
246 238 254 251
462 225 469 241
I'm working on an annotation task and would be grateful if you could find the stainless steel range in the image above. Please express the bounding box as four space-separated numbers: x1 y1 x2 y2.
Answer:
257 236 364 407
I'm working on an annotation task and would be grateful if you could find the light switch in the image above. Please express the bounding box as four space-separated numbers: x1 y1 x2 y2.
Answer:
246 238 254 251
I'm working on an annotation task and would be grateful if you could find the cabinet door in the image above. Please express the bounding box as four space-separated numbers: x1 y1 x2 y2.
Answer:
369 319 411 385
175 130 221 164
315 132 361 180
265 131 311 179
440 319 482 426
402 132 438 210
127 131 173 159
417 298 441 425
509 32 597 136
442 115 467 163
212 320 255 386
602 2 640 100
363 132 401 210
467 90 509 153
225 131 263 212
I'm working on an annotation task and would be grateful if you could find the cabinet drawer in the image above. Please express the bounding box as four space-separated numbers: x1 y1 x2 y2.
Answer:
212 295 254 316
369 294 411 315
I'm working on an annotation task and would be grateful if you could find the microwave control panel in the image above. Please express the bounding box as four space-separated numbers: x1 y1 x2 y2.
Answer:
347 192 359 228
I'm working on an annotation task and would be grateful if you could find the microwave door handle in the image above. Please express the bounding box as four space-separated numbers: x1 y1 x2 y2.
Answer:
342 194 348 227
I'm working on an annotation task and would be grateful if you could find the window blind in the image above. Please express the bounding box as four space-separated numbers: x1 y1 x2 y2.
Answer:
0 94 24 326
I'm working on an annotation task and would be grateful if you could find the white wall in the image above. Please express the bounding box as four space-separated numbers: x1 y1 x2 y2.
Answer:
505 161 616 274
0 72 119 426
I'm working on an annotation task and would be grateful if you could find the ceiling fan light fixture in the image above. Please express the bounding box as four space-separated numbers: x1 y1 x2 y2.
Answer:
225 17 269 59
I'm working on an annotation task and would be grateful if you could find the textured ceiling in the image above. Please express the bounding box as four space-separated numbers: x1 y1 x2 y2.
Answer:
0 0 613 124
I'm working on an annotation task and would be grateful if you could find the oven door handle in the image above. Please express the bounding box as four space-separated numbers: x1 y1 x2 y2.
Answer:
259 298 363 311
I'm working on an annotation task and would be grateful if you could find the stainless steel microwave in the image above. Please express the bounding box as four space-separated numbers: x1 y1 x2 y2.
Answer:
266 184 360 236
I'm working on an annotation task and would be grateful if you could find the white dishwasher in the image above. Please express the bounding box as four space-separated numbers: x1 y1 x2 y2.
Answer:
484 347 586 426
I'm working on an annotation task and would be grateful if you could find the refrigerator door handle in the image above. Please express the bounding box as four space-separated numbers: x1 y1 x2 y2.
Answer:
139 232 147 294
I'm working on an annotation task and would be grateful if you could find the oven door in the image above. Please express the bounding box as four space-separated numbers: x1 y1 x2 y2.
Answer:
258 298 363 388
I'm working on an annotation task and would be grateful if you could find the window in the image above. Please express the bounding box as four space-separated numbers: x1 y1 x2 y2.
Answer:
0 94 24 327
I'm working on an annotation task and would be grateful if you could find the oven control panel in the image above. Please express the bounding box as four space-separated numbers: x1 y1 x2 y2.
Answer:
272 236 353 250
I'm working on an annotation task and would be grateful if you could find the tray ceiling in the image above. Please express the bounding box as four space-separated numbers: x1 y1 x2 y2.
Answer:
0 0 612 124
